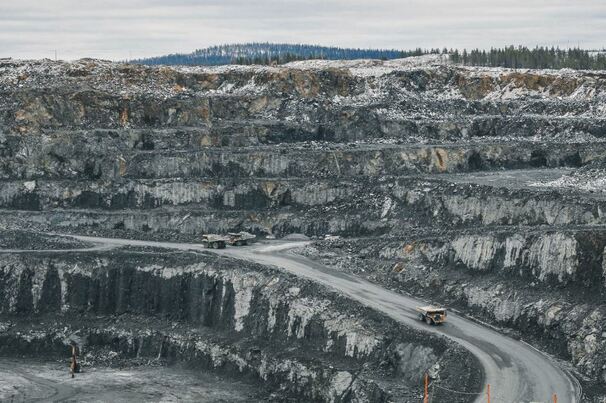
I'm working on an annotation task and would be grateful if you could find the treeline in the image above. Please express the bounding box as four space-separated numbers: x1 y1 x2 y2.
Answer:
450 46 606 70
132 43 606 70
231 47 442 65
132 43 430 66
233 52 322 65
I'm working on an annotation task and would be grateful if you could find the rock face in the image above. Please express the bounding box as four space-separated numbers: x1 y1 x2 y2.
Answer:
303 227 606 399
1 56 606 400
0 249 479 402
1 58 606 239
1 59 606 236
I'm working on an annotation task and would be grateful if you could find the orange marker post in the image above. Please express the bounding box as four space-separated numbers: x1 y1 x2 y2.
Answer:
487 384 491 403
423 373 429 403
553 393 557 403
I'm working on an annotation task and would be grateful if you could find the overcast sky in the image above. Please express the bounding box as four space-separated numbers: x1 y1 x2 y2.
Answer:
1 0 605 60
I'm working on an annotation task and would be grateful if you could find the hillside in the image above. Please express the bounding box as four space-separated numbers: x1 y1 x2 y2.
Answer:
132 42 419 65
133 43 606 72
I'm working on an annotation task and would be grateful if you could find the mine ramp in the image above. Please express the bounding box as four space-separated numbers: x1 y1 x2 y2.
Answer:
201 234 229 249
416 306 447 325
227 232 256 246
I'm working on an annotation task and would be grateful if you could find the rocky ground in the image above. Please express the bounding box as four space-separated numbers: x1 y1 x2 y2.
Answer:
0 358 263 402
1 55 605 401
0 230 92 250
0 243 480 402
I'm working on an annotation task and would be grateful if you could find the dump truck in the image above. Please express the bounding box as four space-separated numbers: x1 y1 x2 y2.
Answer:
416 306 447 325
227 231 256 246
201 234 228 249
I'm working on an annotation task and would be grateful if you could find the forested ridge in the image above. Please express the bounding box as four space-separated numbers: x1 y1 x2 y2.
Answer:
132 43 606 70
132 43 416 66
450 46 606 70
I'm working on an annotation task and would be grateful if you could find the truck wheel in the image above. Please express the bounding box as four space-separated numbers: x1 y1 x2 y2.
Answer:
425 316 433 325
212 243 219 249
419 314 425 321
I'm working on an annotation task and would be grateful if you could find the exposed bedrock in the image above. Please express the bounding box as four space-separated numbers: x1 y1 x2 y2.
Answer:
0 208 393 239
0 250 480 402
2 59 606 139
301 228 606 392
1 133 601 181
405 182 606 227
2 58 606 400
383 229 606 291
2 175 606 239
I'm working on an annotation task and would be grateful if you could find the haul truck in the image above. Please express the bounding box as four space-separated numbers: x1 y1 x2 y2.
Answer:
416 306 447 325
201 234 229 249
227 232 256 246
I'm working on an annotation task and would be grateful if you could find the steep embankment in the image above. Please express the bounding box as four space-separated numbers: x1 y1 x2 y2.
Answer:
0 245 480 402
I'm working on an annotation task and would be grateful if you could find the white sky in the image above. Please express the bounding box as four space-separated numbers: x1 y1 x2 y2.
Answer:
1 0 605 60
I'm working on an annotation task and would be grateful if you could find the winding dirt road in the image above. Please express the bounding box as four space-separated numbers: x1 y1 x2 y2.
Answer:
6 234 581 403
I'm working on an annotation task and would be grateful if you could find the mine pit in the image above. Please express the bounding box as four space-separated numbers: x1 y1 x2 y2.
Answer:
0 242 480 402
1 57 604 402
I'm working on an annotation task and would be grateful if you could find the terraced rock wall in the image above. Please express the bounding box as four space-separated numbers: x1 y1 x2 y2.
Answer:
302 228 606 396
0 59 605 243
0 249 480 402
2 57 606 399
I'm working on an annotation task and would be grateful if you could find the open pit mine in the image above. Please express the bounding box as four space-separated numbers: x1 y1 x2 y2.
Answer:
0 55 604 402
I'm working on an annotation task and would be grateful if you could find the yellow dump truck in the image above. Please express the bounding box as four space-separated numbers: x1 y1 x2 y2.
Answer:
416 306 447 325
